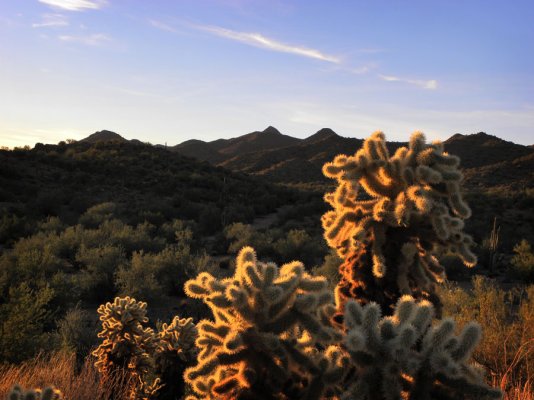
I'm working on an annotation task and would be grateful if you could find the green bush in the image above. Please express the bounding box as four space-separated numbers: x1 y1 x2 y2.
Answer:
0 283 55 363
510 239 534 282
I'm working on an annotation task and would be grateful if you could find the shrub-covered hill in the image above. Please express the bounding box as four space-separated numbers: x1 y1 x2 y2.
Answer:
0 139 299 246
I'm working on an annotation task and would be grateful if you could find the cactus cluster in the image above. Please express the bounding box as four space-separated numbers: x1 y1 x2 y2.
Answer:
341 296 501 400
83 131 501 400
183 246 343 399
322 131 476 315
91 297 199 400
7 386 62 400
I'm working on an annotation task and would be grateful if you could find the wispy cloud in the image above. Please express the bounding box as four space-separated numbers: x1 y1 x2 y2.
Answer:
149 19 178 33
379 74 438 90
59 33 110 45
192 23 341 63
38 0 106 12
32 13 69 28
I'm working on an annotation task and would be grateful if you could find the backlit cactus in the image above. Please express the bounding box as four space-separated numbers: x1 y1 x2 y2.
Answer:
92 296 157 376
155 317 198 399
322 131 476 316
183 246 344 399
341 296 501 400
7 386 63 400
92 296 161 399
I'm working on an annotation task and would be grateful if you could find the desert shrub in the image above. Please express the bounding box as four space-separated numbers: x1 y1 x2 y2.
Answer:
0 212 29 246
510 239 534 282
439 277 534 395
224 223 271 255
75 245 126 302
56 305 97 365
37 217 65 234
115 251 167 304
272 229 325 266
0 283 55 363
78 202 117 228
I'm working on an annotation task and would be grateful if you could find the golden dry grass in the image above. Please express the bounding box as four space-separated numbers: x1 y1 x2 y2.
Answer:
0 352 131 399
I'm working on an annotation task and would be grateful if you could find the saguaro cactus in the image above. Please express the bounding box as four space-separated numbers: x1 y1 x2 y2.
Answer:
322 131 476 317
183 246 345 399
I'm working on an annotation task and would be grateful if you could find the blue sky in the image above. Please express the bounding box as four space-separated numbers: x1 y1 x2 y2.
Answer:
1 0 533 147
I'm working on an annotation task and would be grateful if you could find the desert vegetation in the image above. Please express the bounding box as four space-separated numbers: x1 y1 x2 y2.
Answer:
1 132 532 399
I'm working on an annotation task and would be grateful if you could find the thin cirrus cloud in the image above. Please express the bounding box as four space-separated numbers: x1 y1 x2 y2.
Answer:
32 13 69 28
38 0 106 12
148 19 178 34
58 33 110 45
379 74 438 90
191 23 341 64
149 20 436 89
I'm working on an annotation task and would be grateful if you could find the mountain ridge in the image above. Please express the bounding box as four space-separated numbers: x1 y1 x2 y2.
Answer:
80 128 534 190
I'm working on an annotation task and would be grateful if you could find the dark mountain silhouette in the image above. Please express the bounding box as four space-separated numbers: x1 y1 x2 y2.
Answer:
81 130 127 143
174 129 534 190
173 139 225 163
172 126 300 163
443 132 532 169
303 128 339 144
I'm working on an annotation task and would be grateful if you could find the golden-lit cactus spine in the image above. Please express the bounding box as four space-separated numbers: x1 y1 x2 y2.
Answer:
7 386 63 400
341 296 501 400
322 131 476 316
183 246 344 399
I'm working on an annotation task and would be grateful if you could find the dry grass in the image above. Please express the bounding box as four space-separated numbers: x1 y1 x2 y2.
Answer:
0 352 131 399
439 277 534 399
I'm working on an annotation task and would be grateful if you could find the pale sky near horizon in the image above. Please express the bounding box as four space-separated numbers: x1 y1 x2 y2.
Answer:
1 0 533 148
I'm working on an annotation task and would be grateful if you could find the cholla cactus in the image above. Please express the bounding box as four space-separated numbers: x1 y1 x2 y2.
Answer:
92 296 157 376
183 246 344 399
92 297 160 399
7 386 62 400
341 296 501 400
322 131 476 316
155 317 198 399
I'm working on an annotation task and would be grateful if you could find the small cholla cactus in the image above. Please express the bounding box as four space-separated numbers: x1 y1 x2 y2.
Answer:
183 246 344 399
8 386 63 400
155 317 198 399
322 131 476 317
92 296 160 399
341 296 501 400
92 296 157 376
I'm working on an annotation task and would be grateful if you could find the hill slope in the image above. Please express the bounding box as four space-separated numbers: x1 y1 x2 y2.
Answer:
0 140 297 243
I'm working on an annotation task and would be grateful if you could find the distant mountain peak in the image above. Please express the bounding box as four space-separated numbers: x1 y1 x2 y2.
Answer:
262 126 281 135
305 128 339 143
81 130 126 143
